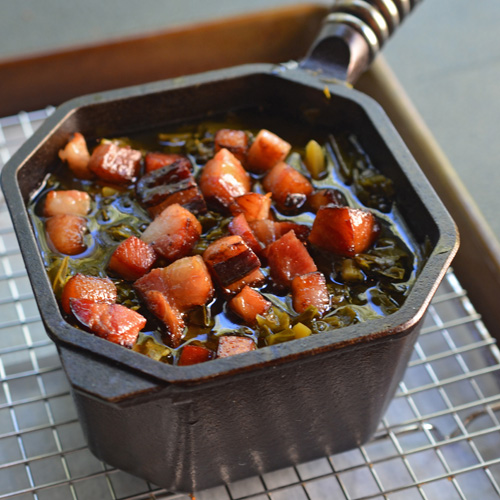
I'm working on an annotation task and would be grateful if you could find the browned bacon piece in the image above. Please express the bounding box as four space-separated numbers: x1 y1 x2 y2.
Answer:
266 230 317 288
58 132 92 180
308 206 379 257
61 274 117 315
230 192 272 221
44 190 91 217
140 203 202 261
142 291 185 347
135 256 214 313
45 214 87 256
214 129 248 165
307 188 347 212
88 143 142 184
249 220 310 251
70 298 146 348
228 214 262 255
246 129 291 173
108 236 157 281
137 158 206 217
135 256 214 347
292 272 330 315
228 286 272 324
217 336 256 358
203 235 264 295
144 152 191 173
178 345 213 366
199 148 251 210
262 161 313 212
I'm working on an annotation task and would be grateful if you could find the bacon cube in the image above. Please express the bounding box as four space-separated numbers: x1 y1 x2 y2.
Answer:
108 236 157 281
199 148 251 210
246 129 291 173
137 158 206 216
307 188 347 212
308 206 379 257
178 345 213 366
266 230 317 288
88 143 142 184
135 256 214 313
142 291 185 347
262 161 313 211
70 298 146 348
61 274 117 314
228 214 262 255
214 129 248 165
229 286 271 324
140 203 202 261
249 220 310 250
292 272 330 315
230 192 272 221
217 336 256 358
45 214 87 255
135 256 213 347
203 235 264 295
44 190 91 217
144 152 191 173
58 132 92 179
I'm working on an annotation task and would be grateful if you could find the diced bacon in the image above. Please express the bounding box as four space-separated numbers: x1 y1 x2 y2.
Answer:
292 272 330 315
144 152 191 173
135 256 214 313
108 236 157 281
158 256 214 311
214 129 248 165
135 256 213 346
249 220 310 249
88 143 142 184
44 190 91 217
45 214 87 255
307 188 347 212
308 206 379 257
137 159 206 216
229 286 271 324
262 161 313 211
70 298 146 348
230 192 272 221
217 336 256 358
198 148 251 210
61 274 117 314
142 291 185 347
58 132 92 179
178 345 213 366
248 220 278 248
266 230 317 288
274 222 311 242
203 235 262 294
228 214 262 255
140 203 201 261
224 268 265 295
246 129 291 173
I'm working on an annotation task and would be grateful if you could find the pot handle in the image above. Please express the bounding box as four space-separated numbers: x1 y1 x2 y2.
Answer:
300 0 422 84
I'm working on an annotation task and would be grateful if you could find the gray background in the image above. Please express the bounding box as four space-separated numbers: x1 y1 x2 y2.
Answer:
1 0 499 241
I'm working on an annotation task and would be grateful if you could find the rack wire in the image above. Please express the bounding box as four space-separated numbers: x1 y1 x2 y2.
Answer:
1 108 500 499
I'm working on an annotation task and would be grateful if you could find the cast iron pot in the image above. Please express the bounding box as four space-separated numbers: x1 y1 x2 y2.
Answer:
1 5 458 494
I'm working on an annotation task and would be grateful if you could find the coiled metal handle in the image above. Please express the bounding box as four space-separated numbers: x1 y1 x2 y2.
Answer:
300 0 422 83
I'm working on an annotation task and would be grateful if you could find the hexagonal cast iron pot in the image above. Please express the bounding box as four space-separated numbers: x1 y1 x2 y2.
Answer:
1 4 459 488
1 62 458 492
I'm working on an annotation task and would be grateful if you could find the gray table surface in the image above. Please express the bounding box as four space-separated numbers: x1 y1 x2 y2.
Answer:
1 0 499 242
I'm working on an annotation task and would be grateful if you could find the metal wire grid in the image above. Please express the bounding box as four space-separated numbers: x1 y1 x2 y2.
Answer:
0 109 500 500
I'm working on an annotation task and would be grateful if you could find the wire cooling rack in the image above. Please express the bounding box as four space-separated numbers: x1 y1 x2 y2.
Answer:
1 108 500 500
